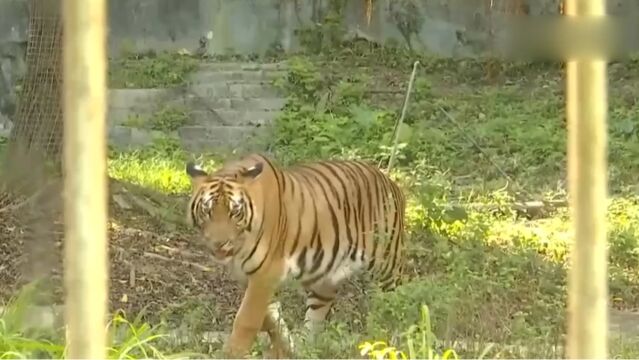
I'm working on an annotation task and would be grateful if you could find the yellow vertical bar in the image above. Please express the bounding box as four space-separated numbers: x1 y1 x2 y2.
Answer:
564 0 609 358
62 0 108 357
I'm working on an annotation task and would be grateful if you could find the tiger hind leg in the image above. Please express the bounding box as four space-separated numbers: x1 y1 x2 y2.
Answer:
303 280 338 334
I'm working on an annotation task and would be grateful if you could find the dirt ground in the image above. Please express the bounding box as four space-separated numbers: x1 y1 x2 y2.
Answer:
0 180 245 329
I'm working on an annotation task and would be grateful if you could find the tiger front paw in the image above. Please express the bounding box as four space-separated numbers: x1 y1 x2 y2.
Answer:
263 344 293 359
222 340 252 359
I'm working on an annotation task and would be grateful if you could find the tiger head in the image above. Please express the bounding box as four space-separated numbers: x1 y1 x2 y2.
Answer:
185 161 264 264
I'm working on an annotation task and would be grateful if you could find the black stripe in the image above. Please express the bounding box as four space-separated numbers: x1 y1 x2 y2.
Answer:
364 164 387 272
300 165 343 210
288 179 305 257
380 182 396 272
351 162 376 271
333 168 356 269
280 168 288 193
242 212 266 270
246 192 255 232
244 229 268 275
345 162 368 263
309 247 325 274
305 166 342 277
309 204 320 251
295 246 308 279
342 162 365 262
245 157 282 275
377 177 403 280
316 161 349 203
289 215 303 258
301 272 326 288
386 182 404 278
276 197 288 256
318 162 355 270
338 164 359 262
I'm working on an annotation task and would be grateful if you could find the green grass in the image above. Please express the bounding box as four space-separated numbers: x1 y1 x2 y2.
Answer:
0 282 202 359
5 48 639 358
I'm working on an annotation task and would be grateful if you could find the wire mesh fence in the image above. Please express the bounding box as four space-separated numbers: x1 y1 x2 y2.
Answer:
0 0 64 304
9 0 63 158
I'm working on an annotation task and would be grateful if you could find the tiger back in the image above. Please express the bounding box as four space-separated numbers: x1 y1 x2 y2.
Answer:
186 153 406 357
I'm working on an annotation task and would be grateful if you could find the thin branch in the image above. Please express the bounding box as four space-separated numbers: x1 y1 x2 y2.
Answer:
387 60 419 173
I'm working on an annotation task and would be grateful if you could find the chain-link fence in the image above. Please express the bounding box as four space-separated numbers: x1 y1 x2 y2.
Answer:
0 0 64 303
10 0 63 158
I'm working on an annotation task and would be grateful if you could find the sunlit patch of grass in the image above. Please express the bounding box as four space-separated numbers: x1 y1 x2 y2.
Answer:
107 142 220 195
108 151 192 194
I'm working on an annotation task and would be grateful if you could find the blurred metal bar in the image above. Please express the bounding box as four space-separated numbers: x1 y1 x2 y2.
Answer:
62 0 108 357
565 0 609 358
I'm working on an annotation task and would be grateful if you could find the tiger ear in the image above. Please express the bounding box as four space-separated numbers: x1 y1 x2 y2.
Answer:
186 162 208 187
239 162 263 182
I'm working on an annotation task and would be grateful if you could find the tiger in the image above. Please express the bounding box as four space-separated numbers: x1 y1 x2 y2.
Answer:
185 153 406 358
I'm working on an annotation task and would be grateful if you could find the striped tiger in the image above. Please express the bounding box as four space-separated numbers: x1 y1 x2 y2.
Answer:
185 153 406 358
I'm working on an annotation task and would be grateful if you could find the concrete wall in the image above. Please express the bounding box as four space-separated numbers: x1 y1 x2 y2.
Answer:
4 0 639 60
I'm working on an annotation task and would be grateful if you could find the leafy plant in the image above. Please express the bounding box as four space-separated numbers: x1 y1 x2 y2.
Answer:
148 106 190 132
109 52 199 89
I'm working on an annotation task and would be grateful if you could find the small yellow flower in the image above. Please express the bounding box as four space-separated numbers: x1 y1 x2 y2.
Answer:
359 341 408 360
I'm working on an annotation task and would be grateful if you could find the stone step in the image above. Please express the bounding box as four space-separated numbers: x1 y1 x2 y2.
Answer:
108 126 173 149
177 125 268 153
109 89 286 112
188 70 287 85
190 109 280 126
189 83 283 99
109 85 285 113
108 88 287 126
197 61 288 72
109 88 178 112
181 95 287 111
109 124 269 152
228 97 287 111
110 107 280 128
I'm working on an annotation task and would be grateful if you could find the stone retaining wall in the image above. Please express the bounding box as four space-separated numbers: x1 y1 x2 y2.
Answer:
107 61 289 152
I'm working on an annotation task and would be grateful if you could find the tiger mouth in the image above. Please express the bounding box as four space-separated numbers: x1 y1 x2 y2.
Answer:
213 247 234 259
212 240 234 260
